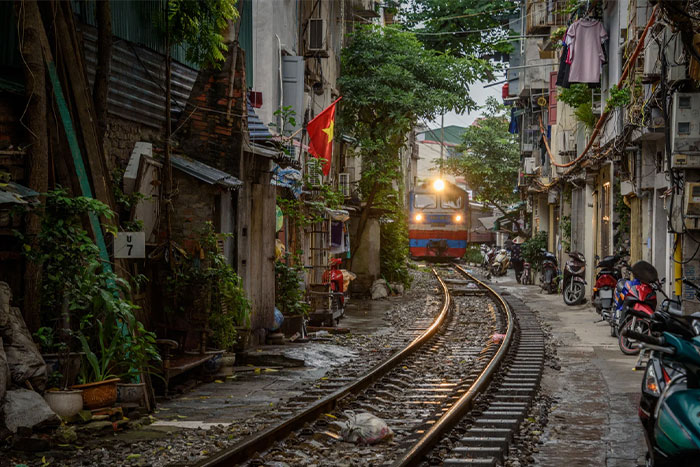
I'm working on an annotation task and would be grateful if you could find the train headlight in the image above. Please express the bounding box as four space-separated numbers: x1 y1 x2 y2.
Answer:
415 213 423 222
433 179 445 191
454 215 462 222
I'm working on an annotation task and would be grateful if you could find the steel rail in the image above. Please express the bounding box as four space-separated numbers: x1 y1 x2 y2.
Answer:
391 264 515 467
191 269 452 467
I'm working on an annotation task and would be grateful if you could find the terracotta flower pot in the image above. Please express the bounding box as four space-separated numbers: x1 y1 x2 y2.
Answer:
44 389 84 418
116 382 146 405
71 378 120 409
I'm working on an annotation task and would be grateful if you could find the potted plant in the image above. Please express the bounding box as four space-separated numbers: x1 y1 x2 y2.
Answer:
71 322 120 409
116 315 162 405
275 256 310 337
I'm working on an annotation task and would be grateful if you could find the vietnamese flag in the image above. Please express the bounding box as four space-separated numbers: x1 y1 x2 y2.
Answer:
307 97 341 176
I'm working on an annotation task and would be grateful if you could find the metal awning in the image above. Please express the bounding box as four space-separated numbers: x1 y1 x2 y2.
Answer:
478 215 499 231
170 155 242 189
0 182 39 205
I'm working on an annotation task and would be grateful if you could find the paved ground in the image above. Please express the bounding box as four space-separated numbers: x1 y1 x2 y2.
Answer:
490 271 646 466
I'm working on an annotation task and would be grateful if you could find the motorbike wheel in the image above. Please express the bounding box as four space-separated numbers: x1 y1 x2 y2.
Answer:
618 317 649 355
563 281 585 306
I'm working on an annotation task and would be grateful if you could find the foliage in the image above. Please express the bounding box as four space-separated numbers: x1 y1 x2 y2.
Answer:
380 207 412 288
275 254 310 317
18 188 160 384
164 222 250 350
399 0 519 58
605 86 631 112
110 168 147 232
521 231 549 271
561 215 571 253
558 84 592 108
78 322 119 383
463 245 484 264
437 97 520 214
614 188 631 252
163 0 239 67
559 84 597 129
339 25 488 271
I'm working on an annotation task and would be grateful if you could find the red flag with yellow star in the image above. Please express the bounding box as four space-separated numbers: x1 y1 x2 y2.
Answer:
306 97 341 176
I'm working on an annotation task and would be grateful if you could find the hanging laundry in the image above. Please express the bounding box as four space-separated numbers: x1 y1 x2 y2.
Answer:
555 28 572 88
509 106 519 134
565 19 608 84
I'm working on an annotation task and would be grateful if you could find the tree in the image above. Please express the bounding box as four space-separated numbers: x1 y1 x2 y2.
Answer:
339 25 489 278
399 0 519 58
437 97 525 235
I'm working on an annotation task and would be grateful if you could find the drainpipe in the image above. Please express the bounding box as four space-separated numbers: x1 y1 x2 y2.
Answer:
674 235 683 298
276 34 284 129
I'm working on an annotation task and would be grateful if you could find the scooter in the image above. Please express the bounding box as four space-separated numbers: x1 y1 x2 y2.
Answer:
539 249 559 294
322 258 355 323
562 251 586 305
592 253 628 333
625 307 700 466
490 248 510 277
616 261 658 355
481 244 496 270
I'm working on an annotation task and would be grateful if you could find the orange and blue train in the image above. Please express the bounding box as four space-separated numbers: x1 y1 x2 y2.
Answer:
408 180 469 259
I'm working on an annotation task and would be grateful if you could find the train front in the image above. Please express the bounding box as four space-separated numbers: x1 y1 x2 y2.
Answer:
409 179 468 259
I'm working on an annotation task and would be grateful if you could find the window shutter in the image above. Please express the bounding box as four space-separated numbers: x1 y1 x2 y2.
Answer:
548 71 557 125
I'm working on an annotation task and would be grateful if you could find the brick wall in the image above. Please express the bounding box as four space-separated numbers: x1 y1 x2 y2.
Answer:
103 116 162 170
177 45 247 178
170 170 219 252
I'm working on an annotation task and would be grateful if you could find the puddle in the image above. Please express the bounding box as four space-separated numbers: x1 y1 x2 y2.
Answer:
283 343 357 368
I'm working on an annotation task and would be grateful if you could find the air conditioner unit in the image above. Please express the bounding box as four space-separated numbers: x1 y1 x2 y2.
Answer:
307 18 326 51
338 172 350 197
671 93 700 154
523 157 536 174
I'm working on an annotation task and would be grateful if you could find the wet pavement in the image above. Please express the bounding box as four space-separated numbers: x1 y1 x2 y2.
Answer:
490 271 646 467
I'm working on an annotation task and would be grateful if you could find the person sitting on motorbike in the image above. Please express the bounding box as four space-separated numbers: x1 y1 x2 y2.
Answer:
511 237 524 283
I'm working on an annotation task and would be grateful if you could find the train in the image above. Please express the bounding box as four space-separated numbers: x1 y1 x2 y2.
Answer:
408 180 470 259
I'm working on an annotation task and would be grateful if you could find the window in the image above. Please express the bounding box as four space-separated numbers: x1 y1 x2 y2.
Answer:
440 194 463 209
414 194 437 209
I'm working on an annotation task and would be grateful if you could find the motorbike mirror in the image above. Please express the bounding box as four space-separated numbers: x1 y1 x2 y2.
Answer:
595 255 600 261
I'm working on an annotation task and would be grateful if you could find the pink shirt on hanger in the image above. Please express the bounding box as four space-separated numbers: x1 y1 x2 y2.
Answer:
566 19 608 83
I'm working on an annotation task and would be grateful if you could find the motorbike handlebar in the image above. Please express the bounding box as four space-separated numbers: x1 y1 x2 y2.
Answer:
622 329 665 347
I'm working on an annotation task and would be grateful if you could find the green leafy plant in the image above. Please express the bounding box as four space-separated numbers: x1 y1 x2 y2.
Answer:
521 231 549 272
605 87 631 112
380 206 412 288
574 103 596 130
275 254 310 317
561 215 572 253
111 167 147 232
78 322 120 383
559 84 593 108
463 245 484 264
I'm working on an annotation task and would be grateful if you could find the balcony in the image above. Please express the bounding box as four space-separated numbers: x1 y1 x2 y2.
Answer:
527 0 567 34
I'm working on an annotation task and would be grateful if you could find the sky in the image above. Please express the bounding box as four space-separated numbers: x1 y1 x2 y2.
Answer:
428 77 504 129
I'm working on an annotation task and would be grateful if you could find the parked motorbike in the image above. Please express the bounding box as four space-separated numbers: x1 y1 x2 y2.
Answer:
539 249 559 294
562 251 586 305
322 258 355 321
481 244 496 270
592 253 628 335
520 260 533 285
616 261 659 355
624 282 700 467
490 248 510 277
635 279 700 467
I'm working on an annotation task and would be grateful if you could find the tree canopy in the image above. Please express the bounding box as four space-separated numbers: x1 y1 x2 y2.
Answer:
438 97 520 217
338 25 489 280
399 0 519 57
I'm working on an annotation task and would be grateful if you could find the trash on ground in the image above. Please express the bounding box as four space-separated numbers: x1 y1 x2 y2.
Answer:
340 411 393 444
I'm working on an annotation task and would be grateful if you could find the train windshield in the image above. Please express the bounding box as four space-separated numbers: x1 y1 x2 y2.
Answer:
414 194 437 209
440 193 463 209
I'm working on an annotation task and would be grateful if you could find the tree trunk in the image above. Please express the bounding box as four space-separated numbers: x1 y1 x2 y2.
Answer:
16 0 49 332
93 0 112 143
348 180 380 268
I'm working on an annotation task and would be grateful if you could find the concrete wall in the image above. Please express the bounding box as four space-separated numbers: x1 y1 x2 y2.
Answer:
251 0 300 129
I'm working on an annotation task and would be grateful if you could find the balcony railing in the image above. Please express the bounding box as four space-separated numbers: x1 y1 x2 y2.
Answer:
527 0 567 34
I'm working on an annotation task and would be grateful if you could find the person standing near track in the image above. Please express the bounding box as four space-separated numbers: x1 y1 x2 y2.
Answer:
511 237 524 283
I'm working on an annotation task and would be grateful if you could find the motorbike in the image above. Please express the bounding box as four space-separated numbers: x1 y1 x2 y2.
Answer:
616 261 659 355
490 248 510 277
624 287 700 467
592 253 628 334
562 251 586 305
634 279 700 466
520 260 533 285
481 244 496 270
539 249 559 294
322 258 355 322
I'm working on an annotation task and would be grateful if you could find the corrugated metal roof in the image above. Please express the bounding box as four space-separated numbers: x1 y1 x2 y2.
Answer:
79 26 198 130
248 100 273 141
171 155 242 189
0 182 39 205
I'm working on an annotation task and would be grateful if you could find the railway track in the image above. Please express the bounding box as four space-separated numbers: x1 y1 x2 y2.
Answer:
188 265 544 467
